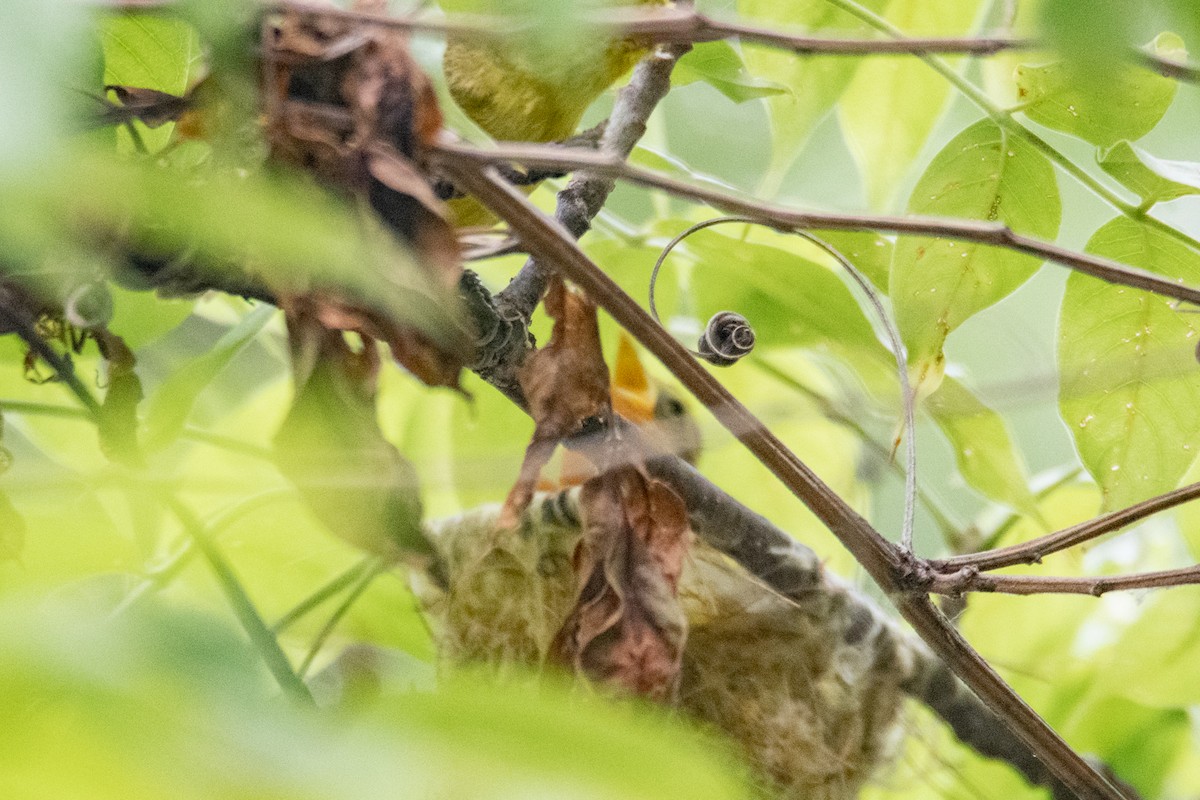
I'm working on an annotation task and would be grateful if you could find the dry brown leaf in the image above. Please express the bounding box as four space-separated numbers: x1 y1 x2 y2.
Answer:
263 0 465 391
294 291 462 390
550 466 690 701
94 329 144 467
500 276 612 525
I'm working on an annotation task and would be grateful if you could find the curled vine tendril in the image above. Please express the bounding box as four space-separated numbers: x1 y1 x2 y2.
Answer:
648 215 919 552
649 217 766 367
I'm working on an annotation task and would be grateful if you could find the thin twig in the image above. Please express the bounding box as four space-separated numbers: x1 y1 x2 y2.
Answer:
273 556 374 633
938 480 1200 572
297 556 386 677
107 0 1200 82
110 488 294 617
434 140 1200 308
166 496 315 706
438 159 1128 800
0 295 102 418
927 563 1200 596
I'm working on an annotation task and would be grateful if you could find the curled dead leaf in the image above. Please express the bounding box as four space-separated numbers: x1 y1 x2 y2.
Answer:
94 329 144 467
501 276 612 525
550 466 690 701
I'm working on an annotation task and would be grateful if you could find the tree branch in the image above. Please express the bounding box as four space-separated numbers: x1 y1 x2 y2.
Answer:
937 481 1200 573
434 140 1200 308
927 563 1200 597
255 1 1200 81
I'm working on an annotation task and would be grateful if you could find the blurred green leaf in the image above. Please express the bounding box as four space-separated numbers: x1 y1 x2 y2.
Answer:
926 376 1038 515
1036 0 1132 71
1097 140 1200 206
1066 693 1190 798
0 0 90 177
0 597 750 800
144 304 275 450
1015 33 1184 147
9 145 468 358
0 491 25 563
274 322 427 559
1059 216 1200 510
737 0 890 188
108 284 194 350
891 120 1061 379
839 0 987 210
674 41 787 104
1092 588 1200 709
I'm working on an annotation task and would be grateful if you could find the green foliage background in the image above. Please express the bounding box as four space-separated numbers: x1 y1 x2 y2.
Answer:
2 0 1200 798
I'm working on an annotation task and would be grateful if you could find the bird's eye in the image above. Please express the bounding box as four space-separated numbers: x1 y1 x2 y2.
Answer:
656 395 686 418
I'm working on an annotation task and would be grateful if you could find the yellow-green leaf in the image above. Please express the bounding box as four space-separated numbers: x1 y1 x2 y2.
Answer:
839 0 987 210
737 0 889 187
891 120 1061 378
925 376 1037 515
1098 140 1200 206
1015 33 1185 146
1059 216 1200 510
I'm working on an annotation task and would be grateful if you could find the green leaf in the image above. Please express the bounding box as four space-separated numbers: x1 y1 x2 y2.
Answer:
0 491 25 563
1098 140 1200 206
925 376 1038 515
736 0 889 186
1037 0 1133 67
1094 588 1200 708
101 13 200 95
838 0 987 210
108 284 193 351
1015 33 1185 146
1065 693 1188 799
1059 216 1200 510
143 304 275 450
891 120 1061 378
673 41 787 104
